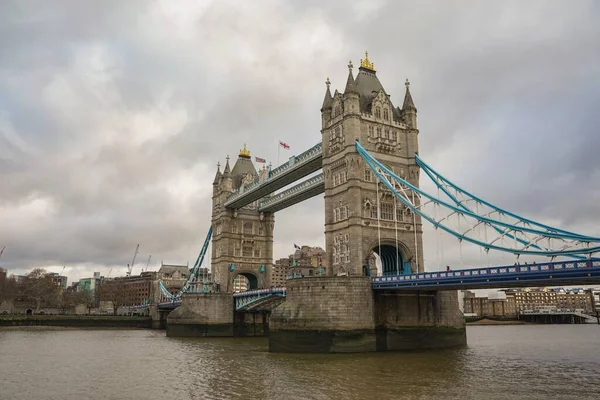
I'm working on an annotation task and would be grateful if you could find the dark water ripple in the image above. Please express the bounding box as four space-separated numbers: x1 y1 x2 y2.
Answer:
0 325 599 400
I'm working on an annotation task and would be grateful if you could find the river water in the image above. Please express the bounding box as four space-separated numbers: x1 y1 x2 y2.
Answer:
0 325 599 400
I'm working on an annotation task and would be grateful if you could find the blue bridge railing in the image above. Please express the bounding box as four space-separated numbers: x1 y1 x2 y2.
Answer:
372 259 600 290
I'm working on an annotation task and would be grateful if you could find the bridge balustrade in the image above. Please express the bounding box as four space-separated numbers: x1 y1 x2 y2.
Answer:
372 259 600 290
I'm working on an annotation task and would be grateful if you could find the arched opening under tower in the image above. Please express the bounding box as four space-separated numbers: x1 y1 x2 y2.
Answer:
232 272 259 292
372 244 410 276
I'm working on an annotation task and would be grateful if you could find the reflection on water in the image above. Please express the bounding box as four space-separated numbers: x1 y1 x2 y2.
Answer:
0 325 599 400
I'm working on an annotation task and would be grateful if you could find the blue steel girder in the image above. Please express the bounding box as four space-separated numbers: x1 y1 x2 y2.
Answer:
258 173 324 213
233 288 287 311
157 300 181 310
224 142 323 209
372 259 600 291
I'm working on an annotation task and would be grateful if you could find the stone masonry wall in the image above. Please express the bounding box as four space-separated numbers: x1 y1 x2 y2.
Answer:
269 276 375 331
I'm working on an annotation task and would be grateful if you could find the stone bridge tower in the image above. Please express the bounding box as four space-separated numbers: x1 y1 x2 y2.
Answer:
321 53 424 276
211 145 274 292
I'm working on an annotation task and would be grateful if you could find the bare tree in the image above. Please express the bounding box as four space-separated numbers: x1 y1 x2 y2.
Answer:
98 279 128 315
22 269 60 312
0 270 18 310
59 290 89 314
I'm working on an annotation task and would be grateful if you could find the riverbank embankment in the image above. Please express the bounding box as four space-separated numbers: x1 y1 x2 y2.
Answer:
0 315 152 329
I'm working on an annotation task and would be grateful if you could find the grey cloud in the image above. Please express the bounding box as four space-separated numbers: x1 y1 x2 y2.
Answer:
1 0 599 282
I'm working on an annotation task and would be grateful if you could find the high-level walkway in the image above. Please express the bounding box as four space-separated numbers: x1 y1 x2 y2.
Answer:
224 142 322 210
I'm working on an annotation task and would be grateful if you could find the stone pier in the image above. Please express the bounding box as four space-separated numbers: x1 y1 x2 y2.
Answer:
166 293 270 337
268 276 466 353
166 293 234 337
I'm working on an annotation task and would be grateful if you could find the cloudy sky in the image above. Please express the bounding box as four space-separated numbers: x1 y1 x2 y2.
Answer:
1 0 599 283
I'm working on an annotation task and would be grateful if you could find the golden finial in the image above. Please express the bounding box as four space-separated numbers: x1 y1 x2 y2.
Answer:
360 51 375 71
239 143 251 157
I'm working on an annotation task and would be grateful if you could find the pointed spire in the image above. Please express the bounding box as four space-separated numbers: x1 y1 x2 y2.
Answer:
213 161 222 185
344 60 357 94
223 155 231 175
402 79 416 111
320 77 333 111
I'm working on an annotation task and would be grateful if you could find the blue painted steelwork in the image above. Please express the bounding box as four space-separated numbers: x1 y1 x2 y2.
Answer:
372 259 600 290
157 300 181 310
356 141 600 256
157 226 213 301
224 142 322 209
233 287 287 311
415 154 593 240
258 173 324 212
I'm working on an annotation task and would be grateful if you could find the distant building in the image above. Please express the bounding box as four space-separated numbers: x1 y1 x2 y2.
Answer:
47 272 68 290
275 245 327 280
156 263 191 299
77 272 102 295
463 290 517 317
232 275 248 292
464 287 597 318
271 262 286 287
506 287 593 313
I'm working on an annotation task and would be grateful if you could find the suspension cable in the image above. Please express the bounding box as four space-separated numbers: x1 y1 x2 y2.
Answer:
459 239 464 269
394 180 400 275
376 175 382 274
438 187 444 269
411 189 419 273
435 186 440 270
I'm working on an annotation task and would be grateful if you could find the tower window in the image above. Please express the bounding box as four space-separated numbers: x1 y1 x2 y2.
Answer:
375 107 381 118
364 169 372 182
232 223 238 234
243 222 253 235
335 105 341 117
243 244 253 257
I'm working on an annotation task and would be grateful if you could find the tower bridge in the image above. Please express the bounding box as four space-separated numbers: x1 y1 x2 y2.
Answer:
153 52 600 352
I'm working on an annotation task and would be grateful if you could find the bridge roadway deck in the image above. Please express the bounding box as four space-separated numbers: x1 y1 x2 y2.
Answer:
372 259 600 290
224 142 322 210
158 260 600 312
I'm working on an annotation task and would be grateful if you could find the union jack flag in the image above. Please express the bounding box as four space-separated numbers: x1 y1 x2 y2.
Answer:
255 156 266 163
279 141 290 150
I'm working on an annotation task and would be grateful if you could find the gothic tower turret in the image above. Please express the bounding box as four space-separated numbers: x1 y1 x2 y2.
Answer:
210 145 274 292
321 52 424 277
320 78 333 128
402 79 417 129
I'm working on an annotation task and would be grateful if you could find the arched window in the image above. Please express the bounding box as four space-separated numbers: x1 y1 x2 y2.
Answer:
335 105 341 117
375 107 381 118
377 127 382 137
383 109 389 121
243 222 253 235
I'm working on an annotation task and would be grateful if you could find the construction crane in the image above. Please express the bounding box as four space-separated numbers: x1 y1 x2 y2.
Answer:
144 255 151 272
126 244 139 277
